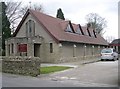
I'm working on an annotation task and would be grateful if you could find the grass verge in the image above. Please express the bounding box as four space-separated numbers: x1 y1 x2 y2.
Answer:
40 66 73 74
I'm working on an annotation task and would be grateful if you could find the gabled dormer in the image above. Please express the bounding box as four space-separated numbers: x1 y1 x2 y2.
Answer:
66 24 73 32
87 28 91 37
82 27 89 36
78 24 84 35
93 30 97 38
85 28 89 36
65 21 75 33
76 27 82 35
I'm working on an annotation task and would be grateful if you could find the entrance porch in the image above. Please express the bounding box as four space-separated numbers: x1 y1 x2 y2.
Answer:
5 36 43 57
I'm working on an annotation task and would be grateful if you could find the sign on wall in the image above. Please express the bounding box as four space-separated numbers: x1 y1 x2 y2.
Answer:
18 44 27 52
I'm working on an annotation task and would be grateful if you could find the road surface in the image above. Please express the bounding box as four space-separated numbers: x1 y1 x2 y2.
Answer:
2 60 118 87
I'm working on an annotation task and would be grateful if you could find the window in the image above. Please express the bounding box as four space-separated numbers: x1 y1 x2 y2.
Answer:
32 21 35 36
90 31 95 37
76 28 82 34
101 49 112 53
113 49 116 52
87 29 91 37
65 24 73 32
85 29 89 36
29 20 32 33
78 25 84 35
8 44 10 55
26 22 28 37
26 20 35 37
81 29 84 35
11 43 14 53
50 43 53 53
93 30 97 38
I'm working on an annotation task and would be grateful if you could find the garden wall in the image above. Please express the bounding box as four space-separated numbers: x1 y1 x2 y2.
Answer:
2 56 41 76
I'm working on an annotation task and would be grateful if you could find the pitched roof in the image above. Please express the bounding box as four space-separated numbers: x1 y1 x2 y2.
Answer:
110 39 120 44
13 9 108 45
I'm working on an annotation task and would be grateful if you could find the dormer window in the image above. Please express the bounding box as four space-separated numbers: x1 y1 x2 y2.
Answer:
87 28 91 37
26 20 35 37
76 28 82 35
79 25 84 35
85 29 89 36
65 24 73 33
90 30 95 37
93 30 97 38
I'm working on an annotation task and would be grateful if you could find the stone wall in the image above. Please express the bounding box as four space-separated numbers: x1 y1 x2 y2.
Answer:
55 42 103 63
56 55 100 63
2 56 41 76
40 42 60 63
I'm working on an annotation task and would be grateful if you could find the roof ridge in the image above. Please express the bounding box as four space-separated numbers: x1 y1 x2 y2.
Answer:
14 9 108 45
29 9 66 22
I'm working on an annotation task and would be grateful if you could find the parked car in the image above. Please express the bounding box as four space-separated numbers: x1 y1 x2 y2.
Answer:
101 48 118 61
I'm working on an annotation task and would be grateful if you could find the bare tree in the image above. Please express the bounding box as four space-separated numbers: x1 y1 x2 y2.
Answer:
105 36 115 43
85 13 107 35
20 2 44 17
5 1 22 33
1 1 44 33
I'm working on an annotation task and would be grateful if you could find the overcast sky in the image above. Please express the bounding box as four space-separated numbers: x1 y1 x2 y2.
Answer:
16 0 119 39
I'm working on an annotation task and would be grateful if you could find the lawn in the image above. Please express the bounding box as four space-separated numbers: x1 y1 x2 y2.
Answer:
40 66 73 74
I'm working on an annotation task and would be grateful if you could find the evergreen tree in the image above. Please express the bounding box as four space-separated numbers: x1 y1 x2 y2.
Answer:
1 2 11 55
56 8 65 20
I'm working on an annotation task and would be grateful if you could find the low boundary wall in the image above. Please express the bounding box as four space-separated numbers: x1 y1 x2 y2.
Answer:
2 56 41 76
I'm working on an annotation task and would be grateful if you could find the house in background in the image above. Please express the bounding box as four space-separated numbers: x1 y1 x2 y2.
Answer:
5 9 108 63
109 38 120 54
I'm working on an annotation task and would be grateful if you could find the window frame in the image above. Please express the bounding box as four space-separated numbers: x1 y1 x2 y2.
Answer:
50 43 53 53
11 43 14 53
26 20 35 37
76 28 82 35
65 24 73 33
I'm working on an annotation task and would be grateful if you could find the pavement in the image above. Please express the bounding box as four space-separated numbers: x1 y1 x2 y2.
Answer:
41 57 100 68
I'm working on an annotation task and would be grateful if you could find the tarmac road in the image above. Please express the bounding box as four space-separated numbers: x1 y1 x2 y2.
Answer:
1 60 119 87
39 60 118 87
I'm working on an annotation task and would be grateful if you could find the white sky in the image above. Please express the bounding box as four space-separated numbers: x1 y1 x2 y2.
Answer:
16 0 119 39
